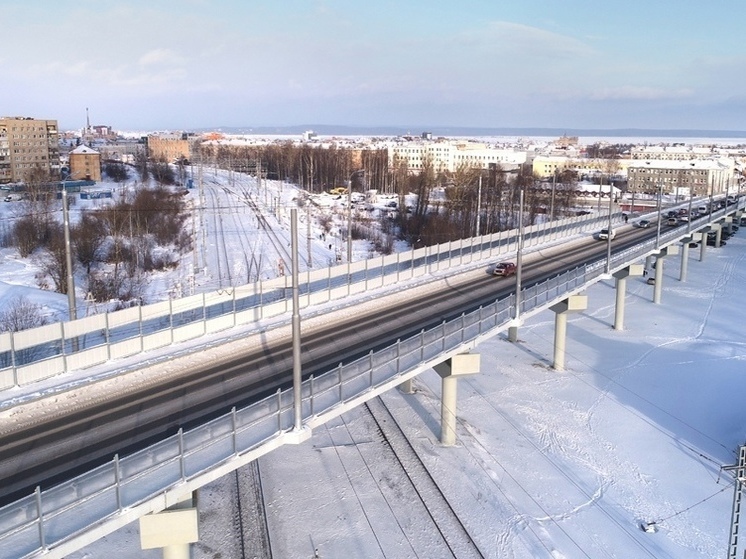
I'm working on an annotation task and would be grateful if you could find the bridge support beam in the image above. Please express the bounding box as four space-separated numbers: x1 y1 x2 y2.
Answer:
652 245 678 304
549 295 587 371
713 223 723 248
679 237 694 282
613 265 644 330
724 216 733 236
644 255 653 276
434 353 480 446
140 493 199 559
398 378 414 394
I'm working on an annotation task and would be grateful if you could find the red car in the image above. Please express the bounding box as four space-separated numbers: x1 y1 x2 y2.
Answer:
492 262 517 277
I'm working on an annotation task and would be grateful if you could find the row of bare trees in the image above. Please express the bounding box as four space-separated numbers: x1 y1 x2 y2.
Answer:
3 181 189 309
196 142 580 249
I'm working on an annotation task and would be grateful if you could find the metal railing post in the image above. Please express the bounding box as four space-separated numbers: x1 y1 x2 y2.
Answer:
178 428 185 480
36 486 45 550
231 407 237 455
114 454 122 510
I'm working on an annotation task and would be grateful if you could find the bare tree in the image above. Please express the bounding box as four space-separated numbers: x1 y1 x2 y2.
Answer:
0 296 48 332
73 211 107 273
33 223 72 294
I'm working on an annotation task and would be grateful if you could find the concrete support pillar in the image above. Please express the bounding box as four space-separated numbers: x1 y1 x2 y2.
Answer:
613 265 644 330
653 258 664 304
549 295 588 371
651 245 678 304
724 216 733 236
434 353 480 446
508 325 519 343
398 378 414 394
699 230 708 261
644 255 653 276
679 237 693 282
140 493 199 559
715 225 723 248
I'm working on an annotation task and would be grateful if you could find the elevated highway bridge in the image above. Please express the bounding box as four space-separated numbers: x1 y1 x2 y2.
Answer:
1 199 743 558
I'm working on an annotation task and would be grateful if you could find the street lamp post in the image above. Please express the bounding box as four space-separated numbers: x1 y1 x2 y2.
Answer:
475 174 482 237
605 180 613 273
655 182 663 248
60 174 77 324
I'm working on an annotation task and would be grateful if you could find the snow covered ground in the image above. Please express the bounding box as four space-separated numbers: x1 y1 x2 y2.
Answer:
1 169 744 558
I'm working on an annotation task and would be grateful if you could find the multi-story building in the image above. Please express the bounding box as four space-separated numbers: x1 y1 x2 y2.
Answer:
388 139 526 174
0 116 60 184
531 155 634 181
68 145 101 182
147 133 200 163
627 159 735 196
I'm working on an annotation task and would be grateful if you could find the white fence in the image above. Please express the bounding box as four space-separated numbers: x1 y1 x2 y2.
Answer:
0 211 617 391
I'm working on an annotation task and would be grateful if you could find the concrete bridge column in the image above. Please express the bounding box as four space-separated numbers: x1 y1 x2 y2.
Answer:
508 323 520 343
398 378 414 394
549 295 588 371
140 493 199 559
679 237 694 282
434 353 481 446
613 265 644 330
652 245 679 304
714 223 723 248
724 216 733 236
699 229 709 262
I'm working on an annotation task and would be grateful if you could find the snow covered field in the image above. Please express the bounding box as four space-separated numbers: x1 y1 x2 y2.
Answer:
1 170 744 558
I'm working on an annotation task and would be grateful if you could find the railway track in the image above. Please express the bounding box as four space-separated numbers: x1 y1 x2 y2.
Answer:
365 396 484 558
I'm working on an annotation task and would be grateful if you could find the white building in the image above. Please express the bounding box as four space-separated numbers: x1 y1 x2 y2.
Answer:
388 139 526 173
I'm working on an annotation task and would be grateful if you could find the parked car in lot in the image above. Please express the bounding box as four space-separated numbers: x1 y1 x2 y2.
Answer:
636 220 651 228
492 261 517 277
597 228 615 240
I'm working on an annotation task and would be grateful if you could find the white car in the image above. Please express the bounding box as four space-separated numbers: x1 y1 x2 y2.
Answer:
598 228 615 241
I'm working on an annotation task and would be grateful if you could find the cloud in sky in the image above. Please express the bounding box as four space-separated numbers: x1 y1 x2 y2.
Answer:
1 0 743 131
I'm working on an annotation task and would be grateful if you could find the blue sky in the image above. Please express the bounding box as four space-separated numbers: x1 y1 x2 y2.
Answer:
3 0 744 132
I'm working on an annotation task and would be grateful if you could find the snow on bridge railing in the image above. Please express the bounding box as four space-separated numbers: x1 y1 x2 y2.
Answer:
0 211 616 393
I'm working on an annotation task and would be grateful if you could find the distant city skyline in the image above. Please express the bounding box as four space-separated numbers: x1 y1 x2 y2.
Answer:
3 1 745 132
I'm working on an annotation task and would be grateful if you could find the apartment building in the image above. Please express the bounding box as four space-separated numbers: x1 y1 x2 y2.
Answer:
388 139 526 173
0 116 60 184
68 145 101 182
532 155 634 180
627 159 735 196
630 144 718 161
147 133 200 162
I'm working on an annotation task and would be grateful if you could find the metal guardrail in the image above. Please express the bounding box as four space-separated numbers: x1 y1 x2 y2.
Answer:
1 201 742 558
